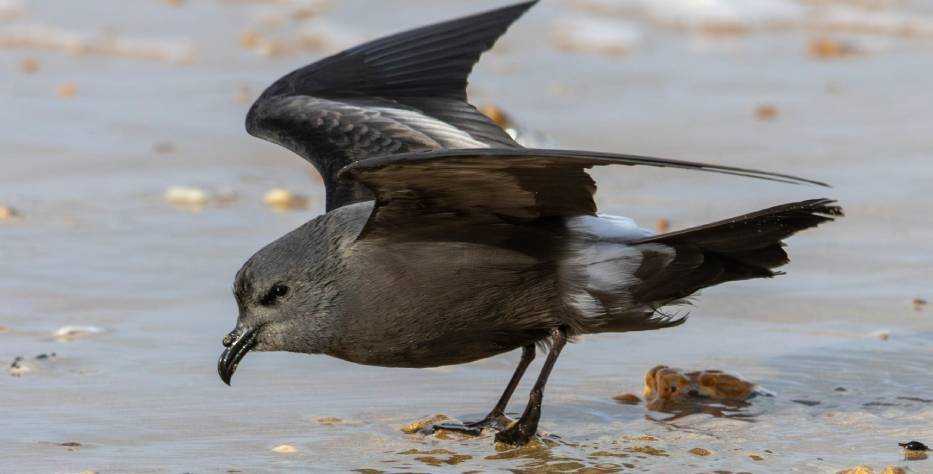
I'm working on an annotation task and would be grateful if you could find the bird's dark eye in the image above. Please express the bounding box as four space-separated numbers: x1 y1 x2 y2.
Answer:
260 284 289 306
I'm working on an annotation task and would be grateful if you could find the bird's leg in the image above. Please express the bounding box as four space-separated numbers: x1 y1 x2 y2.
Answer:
469 344 536 429
433 344 536 435
495 326 568 445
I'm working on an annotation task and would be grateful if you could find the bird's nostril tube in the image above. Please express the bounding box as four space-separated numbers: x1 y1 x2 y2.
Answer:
223 334 234 347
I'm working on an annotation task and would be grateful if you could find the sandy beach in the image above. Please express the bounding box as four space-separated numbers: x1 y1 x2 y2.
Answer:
2 0 932 472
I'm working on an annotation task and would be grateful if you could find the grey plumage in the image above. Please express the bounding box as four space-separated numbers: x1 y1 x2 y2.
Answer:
219 1 843 445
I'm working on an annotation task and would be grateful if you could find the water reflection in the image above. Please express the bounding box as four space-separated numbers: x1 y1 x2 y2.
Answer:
644 396 762 423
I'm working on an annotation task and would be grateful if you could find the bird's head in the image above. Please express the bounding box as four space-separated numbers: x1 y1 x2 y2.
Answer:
217 219 341 386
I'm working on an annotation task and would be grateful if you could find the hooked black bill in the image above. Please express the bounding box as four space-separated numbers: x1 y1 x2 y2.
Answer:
218 326 257 386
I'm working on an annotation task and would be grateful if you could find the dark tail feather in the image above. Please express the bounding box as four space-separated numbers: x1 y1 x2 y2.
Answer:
632 199 843 303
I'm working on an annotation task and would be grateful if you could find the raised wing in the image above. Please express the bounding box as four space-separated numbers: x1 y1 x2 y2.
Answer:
338 148 829 241
247 2 536 210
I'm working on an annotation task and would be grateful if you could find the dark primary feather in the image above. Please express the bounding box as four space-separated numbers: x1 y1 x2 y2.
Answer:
339 148 830 240
247 2 535 210
296 0 538 100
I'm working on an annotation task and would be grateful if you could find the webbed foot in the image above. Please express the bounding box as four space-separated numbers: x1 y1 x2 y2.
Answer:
432 413 513 436
494 417 539 445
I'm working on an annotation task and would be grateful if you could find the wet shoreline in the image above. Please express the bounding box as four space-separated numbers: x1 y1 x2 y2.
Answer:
3 0 933 472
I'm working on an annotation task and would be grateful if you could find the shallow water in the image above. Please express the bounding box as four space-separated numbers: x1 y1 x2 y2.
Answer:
2 0 932 472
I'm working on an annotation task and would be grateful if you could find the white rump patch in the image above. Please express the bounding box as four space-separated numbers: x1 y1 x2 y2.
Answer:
566 214 654 241
562 215 672 319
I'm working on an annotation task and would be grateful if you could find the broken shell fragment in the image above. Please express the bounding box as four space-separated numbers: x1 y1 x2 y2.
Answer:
912 298 927 311
164 186 210 208
837 466 874 474
479 105 512 129
401 414 450 434
153 142 176 154
644 365 757 402
53 325 104 341
271 444 297 453
264 188 309 211
755 104 779 121
314 416 343 425
19 57 39 74
9 356 31 376
56 82 78 98
0 206 20 220
612 392 641 404
808 37 863 60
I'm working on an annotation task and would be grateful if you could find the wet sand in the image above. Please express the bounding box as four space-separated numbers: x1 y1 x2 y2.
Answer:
2 0 932 472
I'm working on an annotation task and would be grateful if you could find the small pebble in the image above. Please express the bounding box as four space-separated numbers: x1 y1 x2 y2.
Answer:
612 392 641 404
749 454 765 461
870 330 891 341
264 188 309 211
0 1 20 21
272 444 297 453
57 82 78 98
624 445 667 456
314 416 343 425
808 37 862 60
19 57 40 74
401 414 450 434
792 399 821 406
53 325 104 341
899 440 929 451
912 298 927 311
837 467 874 474
479 105 512 129
164 186 210 208
0 325 9 333
153 142 176 154
0 206 20 221
689 447 712 456
9 356 31 376
882 467 907 474
655 218 671 233
754 104 779 121
240 31 263 48
644 365 757 402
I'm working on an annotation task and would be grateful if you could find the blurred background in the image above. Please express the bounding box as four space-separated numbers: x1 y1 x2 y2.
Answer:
2 0 931 472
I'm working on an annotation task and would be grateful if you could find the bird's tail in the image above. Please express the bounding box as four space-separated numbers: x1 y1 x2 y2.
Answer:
629 198 843 304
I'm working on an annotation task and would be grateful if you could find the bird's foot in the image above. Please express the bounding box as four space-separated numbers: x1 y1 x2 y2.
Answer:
432 413 513 436
494 418 539 446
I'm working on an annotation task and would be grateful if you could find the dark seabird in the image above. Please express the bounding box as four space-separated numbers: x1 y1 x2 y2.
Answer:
219 1 842 445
